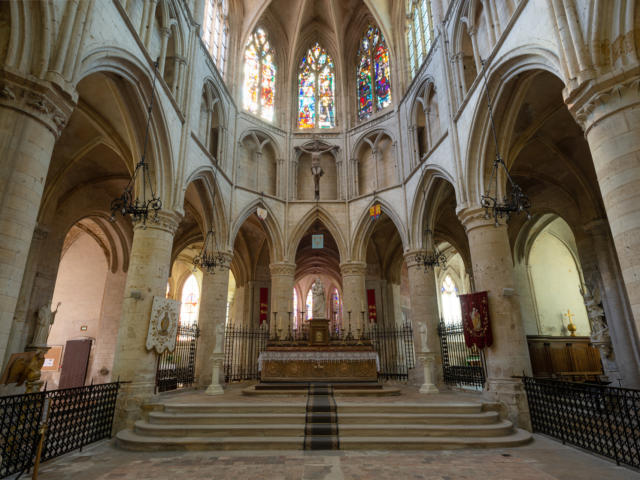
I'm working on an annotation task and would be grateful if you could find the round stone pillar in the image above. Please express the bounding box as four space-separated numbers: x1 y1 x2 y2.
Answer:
340 262 367 332
572 82 640 333
269 262 296 335
195 253 232 391
111 211 181 430
458 207 531 428
405 250 441 392
0 75 73 369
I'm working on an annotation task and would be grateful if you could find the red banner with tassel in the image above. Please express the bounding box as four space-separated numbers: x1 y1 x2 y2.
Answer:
367 289 377 323
459 291 493 348
259 288 268 325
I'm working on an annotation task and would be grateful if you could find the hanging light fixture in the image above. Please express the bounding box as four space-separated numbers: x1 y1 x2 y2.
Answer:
414 229 447 270
110 61 162 224
478 59 531 226
193 228 229 274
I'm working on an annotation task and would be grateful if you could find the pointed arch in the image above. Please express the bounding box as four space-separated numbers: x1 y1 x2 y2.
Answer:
287 206 348 262
351 198 408 261
230 199 284 261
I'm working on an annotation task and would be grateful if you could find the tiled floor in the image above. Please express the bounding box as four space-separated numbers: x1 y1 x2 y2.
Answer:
37 436 638 480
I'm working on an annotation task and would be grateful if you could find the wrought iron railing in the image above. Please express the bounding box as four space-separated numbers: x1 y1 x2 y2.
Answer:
523 377 640 469
156 324 199 393
366 322 415 381
224 324 270 382
0 382 121 479
438 320 485 389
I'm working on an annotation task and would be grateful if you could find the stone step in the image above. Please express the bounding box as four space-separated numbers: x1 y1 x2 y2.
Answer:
116 428 532 451
338 411 500 425
149 412 307 425
335 403 483 414
163 403 307 414
134 420 514 439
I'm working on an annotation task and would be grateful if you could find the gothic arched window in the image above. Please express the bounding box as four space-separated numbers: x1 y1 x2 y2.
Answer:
242 28 276 122
357 25 392 121
440 275 461 325
298 43 335 129
306 288 314 319
202 0 229 75
406 0 433 78
180 274 200 326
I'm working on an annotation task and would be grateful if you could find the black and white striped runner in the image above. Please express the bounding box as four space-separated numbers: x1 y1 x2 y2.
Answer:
303 384 339 450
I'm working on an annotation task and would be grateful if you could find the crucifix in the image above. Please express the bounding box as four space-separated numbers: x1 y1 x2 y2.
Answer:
295 135 339 200
564 309 577 337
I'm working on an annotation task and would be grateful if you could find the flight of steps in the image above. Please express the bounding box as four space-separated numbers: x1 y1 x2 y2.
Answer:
116 401 531 451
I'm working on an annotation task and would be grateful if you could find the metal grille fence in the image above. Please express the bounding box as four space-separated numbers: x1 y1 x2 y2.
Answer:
523 377 640 469
156 324 199 393
438 321 485 389
0 382 121 479
366 322 415 381
224 324 269 381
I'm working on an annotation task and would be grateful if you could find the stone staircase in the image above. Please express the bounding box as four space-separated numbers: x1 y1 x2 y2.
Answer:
116 401 531 451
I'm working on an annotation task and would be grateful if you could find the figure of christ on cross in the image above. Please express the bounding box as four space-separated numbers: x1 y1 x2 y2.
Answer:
296 136 338 200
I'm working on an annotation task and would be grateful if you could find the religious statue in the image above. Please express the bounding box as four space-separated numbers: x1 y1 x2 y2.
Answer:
580 283 612 358
31 302 61 347
311 278 326 319
417 322 428 352
214 322 225 353
295 137 339 201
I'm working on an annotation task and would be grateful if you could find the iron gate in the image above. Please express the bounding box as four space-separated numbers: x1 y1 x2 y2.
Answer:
224 324 270 381
155 324 199 392
438 320 485 389
367 322 415 381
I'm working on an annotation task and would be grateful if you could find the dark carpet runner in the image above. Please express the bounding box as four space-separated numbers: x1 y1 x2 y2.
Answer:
303 384 339 450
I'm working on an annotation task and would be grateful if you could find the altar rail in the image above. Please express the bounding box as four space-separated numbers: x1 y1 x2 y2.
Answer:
0 382 121 479
155 324 199 392
438 321 485 389
523 377 640 469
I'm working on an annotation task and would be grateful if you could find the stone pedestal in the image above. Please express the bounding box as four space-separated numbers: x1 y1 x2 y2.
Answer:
572 81 640 339
0 74 73 370
205 353 225 395
111 211 181 431
459 207 531 429
417 352 439 394
405 251 442 389
195 256 232 389
340 262 367 331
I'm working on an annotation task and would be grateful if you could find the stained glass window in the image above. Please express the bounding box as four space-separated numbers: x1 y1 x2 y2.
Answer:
298 43 335 129
441 275 461 325
242 28 276 121
407 0 433 79
202 0 228 76
180 275 200 326
293 288 299 329
306 289 313 319
357 26 392 121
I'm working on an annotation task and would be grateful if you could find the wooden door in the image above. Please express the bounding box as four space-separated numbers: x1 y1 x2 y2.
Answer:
58 339 92 389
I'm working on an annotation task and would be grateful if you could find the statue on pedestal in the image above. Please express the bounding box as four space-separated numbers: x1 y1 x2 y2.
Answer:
31 302 61 347
580 283 612 358
311 278 326 319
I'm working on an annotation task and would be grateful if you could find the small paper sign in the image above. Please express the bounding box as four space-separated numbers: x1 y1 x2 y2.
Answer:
312 234 324 249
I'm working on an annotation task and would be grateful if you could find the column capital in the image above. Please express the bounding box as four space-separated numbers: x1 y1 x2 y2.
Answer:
0 69 75 137
340 261 367 276
456 205 507 233
269 262 296 277
567 76 640 135
404 249 427 269
133 210 183 235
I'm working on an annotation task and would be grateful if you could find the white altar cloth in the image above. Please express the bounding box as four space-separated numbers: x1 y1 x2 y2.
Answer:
258 351 380 371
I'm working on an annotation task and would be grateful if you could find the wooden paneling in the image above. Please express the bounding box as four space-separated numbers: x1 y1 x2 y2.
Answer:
527 336 603 381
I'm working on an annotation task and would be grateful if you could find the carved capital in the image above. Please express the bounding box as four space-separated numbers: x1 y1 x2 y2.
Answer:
269 262 296 277
456 205 507 233
134 210 183 235
404 249 427 269
340 261 367 277
0 70 75 137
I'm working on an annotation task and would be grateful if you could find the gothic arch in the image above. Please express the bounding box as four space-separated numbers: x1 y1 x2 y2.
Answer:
287 206 348 262
230 199 284 261
351 198 408 261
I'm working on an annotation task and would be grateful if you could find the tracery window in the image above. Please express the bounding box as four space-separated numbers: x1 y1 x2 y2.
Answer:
440 275 461 325
306 289 313 319
331 288 342 329
293 288 299 328
202 0 229 75
242 28 276 122
180 274 200 326
357 25 392 121
406 0 433 78
298 43 335 129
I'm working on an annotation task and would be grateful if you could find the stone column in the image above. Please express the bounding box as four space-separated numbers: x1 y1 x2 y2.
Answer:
340 262 367 333
572 81 640 335
269 263 296 334
405 251 441 392
195 254 232 390
458 207 531 429
0 75 73 369
111 211 181 431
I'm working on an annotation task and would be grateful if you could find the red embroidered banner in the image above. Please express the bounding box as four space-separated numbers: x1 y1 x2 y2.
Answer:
367 289 377 323
459 291 493 349
259 288 268 325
